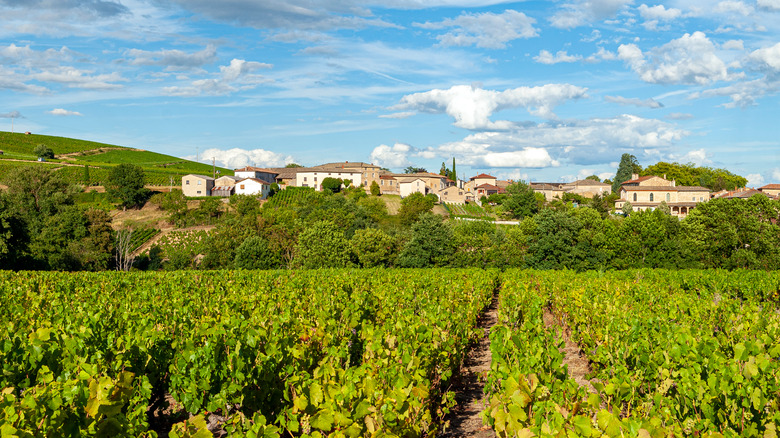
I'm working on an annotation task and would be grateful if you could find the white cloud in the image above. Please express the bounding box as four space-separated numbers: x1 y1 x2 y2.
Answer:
393 83 589 130
673 148 711 166
192 147 294 169
722 40 744 51
550 0 633 29
415 10 538 49
746 173 765 187
749 42 780 71
714 1 753 16
125 45 218 70
638 4 682 20
618 32 736 85
48 108 82 116
585 47 617 62
479 148 560 168
604 95 663 108
534 50 582 64
757 0 780 10
163 58 272 96
666 112 693 120
379 111 415 119
32 67 125 90
369 143 415 168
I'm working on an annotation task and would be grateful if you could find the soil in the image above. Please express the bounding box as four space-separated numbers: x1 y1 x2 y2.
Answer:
439 293 499 438
542 310 596 393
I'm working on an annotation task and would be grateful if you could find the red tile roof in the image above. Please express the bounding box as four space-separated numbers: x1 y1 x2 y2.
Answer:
759 184 780 190
470 173 496 180
621 175 655 184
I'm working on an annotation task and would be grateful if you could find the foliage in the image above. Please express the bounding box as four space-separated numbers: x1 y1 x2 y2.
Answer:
33 144 54 159
294 220 351 268
234 235 280 270
370 180 380 196
612 153 641 193
350 228 395 267
642 161 748 191
501 181 539 219
105 163 148 209
320 177 343 193
397 213 455 268
403 165 427 174
398 192 434 225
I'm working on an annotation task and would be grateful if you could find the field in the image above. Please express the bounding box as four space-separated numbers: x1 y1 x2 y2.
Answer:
2 269 779 437
0 131 231 186
444 202 495 220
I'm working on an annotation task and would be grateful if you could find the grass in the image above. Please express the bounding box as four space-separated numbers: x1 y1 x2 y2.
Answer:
0 131 119 155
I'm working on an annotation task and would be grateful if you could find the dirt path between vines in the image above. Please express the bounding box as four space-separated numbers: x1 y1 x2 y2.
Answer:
543 310 596 393
439 293 499 438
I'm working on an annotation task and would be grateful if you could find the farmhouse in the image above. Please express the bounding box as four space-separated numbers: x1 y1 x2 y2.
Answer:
235 178 272 199
758 184 780 198
182 174 214 197
614 174 710 218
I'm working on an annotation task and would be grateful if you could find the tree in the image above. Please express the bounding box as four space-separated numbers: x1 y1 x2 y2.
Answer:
105 163 147 209
370 181 380 196
585 175 601 182
33 144 54 159
321 177 343 193
294 220 350 268
612 153 641 193
404 166 427 174
285 163 303 168
502 181 539 219
398 192 434 225
234 236 280 270
621 201 633 216
450 157 457 182
397 213 454 267
350 228 394 267
83 165 91 185
115 228 134 271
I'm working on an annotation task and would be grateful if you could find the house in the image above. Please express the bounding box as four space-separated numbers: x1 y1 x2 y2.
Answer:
712 187 771 200
295 167 362 191
313 161 383 192
614 174 710 218
397 177 429 197
379 174 400 195
758 184 780 198
475 183 504 198
438 185 474 204
235 178 272 199
465 173 497 192
234 167 279 184
182 174 215 197
531 183 567 200
214 175 239 187
561 179 612 198
378 172 447 196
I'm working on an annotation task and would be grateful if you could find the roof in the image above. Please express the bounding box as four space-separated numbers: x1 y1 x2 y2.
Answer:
185 174 214 181
531 183 564 190
622 185 709 192
396 176 426 184
565 179 611 187
476 183 503 191
380 174 397 180
470 173 496 180
676 186 711 192
212 186 235 191
313 161 379 169
216 175 239 180
237 177 273 185
759 184 780 190
621 175 656 184
713 188 766 199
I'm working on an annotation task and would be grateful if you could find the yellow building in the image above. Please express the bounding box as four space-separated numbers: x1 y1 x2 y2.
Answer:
614 174 710 218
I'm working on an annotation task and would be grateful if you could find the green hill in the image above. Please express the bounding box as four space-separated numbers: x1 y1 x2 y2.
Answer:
0 131 231 186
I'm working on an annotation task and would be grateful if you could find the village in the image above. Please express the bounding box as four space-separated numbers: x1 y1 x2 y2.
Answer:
182 161 780 219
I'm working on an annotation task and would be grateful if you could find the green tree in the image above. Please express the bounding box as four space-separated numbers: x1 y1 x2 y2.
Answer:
285 163 303 168
197 197 222 224
404 166 427 174
321 177 343 193
398 192 434 225
502 181 539 219
33 144 54 159
294 220 351 268
229 194 262 217
370 180 380 196
450 157 457 182
585 175 601 182
83 165 91 185
612 153 641 193
234 235 280 270
350 228 394 267
105 163 147 209
397 213 454 268
160 190 189 226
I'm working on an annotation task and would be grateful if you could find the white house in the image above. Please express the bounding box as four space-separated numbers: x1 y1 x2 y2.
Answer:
398 177 428 198
234 166 279 183
182 174 215 197
295 168 362 191
234 178 272 199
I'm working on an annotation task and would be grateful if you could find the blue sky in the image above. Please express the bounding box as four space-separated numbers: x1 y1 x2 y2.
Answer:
1 0 779 185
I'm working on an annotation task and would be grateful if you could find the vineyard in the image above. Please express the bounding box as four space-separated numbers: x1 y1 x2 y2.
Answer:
1 269 780 437
265 187 318 208
444 202 495 220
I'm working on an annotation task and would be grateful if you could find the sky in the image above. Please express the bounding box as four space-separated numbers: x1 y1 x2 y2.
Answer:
1 0 779 185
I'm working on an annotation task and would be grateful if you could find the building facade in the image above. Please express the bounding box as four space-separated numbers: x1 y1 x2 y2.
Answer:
182 174 214 197
614 174 710 218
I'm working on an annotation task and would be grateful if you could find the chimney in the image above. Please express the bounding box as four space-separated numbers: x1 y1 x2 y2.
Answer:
631 173 638 180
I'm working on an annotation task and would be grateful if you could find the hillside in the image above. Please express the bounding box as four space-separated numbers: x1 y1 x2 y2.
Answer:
0 131 231 186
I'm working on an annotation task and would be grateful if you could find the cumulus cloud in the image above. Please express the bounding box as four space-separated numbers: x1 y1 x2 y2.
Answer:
393 83 589 130
163 58 272 96
550 0 633 29
714 1 753 16
722 40 744 51
192 147 295 169
757 0 780 10
618 32 736 85
125 44 218 70
479 148 559 168
369 142 416 168
638 4 682 30
33 67 125 90
673 148 711 166
415 10 538 49
48 108 82 116
746 173 765 187
604 95 663 108
749 42 780 71
534 50 582 64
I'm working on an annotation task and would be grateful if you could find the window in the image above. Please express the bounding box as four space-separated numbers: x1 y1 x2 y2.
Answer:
649 193 654 202
633 193 637 202
240 185 245 189
314 177 317 182
197 180 202 185
186 180 190 185
197 191 201 194
304 177 307 182
666 193 671 202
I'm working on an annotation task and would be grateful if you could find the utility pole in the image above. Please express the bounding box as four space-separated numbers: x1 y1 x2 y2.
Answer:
169 176 173 193
212 157 216 179
196 147 199 163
